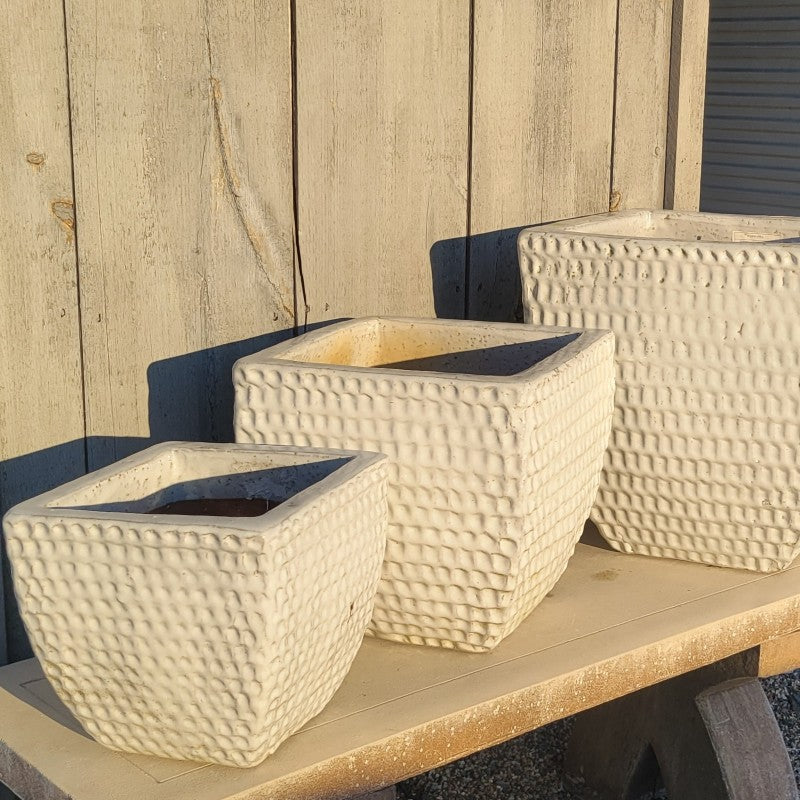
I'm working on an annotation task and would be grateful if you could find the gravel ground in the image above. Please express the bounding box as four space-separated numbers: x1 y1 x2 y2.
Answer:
396 670 800 800
763 670 800 783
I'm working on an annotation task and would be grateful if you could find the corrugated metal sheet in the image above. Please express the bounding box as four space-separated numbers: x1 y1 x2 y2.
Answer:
701 0 800 214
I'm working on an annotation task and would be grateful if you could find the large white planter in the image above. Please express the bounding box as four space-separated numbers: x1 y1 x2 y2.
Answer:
2 442 387 766
234 317 615 652
520 209 800 572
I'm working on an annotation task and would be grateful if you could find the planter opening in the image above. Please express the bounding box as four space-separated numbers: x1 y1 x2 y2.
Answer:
47 446 351 515
146 497 279 517
562 209 800 243
275 317 579 377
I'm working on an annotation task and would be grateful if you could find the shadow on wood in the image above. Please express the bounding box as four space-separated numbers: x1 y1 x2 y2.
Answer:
430 227 525 322
431 223 595 323
349 789 396 800
0 782 18 800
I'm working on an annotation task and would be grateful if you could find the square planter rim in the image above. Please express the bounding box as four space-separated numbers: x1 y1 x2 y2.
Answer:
235 315 610 386
3 441 386 534
521 209 800 254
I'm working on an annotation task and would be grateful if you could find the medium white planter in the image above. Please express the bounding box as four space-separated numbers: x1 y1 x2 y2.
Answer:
2 442 387 766
234 317 615 652
519 209 800 572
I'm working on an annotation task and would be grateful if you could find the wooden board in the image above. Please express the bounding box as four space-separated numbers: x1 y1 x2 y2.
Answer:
468 0 617 321
0 0 86 663
759 630 800 678
2 531 800 800
611 0 674 211
294 0 470 324
65 0 295 470
665 0 710 210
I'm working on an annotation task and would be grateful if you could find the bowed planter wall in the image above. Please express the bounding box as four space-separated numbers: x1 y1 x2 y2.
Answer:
0 0 710 662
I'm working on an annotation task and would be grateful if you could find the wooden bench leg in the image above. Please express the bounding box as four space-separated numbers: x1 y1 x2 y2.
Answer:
565 651 798 800
697 678 797 800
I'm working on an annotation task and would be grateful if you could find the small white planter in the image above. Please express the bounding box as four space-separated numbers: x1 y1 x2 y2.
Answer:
2 442 387 766
519 209 800 572
234 317 614 652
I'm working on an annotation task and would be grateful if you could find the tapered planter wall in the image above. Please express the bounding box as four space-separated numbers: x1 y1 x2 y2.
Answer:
2 442 387 766
234 317 615 652
520 209 800 572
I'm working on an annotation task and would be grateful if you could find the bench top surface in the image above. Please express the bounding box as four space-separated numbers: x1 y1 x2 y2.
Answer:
2 529 800 800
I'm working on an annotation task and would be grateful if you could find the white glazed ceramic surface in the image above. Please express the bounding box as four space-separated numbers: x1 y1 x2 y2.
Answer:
2 442 388 767
520 209 800 572
234 317 615 652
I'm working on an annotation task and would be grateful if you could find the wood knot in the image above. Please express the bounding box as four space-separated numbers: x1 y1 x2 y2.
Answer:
609 190 622 212
50 198 75 243
26 152 46 166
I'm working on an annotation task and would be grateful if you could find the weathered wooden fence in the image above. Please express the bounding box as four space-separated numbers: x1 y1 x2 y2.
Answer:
0 0 709 662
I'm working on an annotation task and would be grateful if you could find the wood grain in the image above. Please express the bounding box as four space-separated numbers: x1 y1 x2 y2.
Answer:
611 0 674 210
665 0 710 210
294 0 470 324
0 0 85 663
65 0 295 470
468 0 617 321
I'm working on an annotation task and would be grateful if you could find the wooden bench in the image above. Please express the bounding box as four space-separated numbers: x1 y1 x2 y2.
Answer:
1 526 799 800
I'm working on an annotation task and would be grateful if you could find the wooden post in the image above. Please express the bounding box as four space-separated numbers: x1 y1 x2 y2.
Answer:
664 0 710 210
611 0 673 211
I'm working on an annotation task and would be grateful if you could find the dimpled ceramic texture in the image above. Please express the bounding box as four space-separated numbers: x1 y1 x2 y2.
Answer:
233 317 615 652
2 442 388 767
520 209 800 572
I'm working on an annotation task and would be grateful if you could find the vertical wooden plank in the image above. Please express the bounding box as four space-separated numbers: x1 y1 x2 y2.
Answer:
469 0 618 322
295 0 470 323
611 0 674 211
0 0 85 663
66 0 295 470
665 0 710 210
